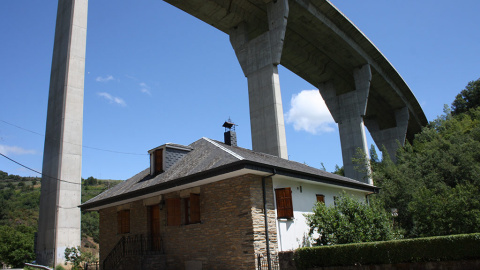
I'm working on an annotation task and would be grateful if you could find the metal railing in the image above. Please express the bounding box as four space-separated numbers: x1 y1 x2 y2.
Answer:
84 262 99 270
103 234 163 270
256 253 280 270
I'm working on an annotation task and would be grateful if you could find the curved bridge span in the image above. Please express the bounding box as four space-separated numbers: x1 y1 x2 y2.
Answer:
37 0 426 265
165 0 427 178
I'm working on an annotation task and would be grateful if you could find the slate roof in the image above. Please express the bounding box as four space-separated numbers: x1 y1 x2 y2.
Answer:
81 137 377 210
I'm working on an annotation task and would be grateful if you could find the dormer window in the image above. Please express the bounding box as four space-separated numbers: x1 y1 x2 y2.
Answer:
148 143 192 176
154 149 163 175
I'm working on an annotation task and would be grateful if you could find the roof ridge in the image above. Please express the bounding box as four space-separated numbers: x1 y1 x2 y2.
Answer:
203 137 244 160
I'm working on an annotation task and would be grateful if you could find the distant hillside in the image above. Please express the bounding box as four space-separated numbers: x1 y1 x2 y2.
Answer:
0 171 120 267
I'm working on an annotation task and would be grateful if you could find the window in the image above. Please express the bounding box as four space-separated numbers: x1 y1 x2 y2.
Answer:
275 187 293 219
117 209 130 234
166 198 181 226
316 194 325 204
167 194 201 226
184 193 200 225
154 149 163 175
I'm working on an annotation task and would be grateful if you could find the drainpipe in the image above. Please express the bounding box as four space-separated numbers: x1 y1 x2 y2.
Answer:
262 169 276 270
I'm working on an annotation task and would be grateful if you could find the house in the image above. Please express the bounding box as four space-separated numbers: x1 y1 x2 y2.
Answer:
81 129 377 270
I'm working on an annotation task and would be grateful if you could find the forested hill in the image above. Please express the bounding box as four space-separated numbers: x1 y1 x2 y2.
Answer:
0 172 121 267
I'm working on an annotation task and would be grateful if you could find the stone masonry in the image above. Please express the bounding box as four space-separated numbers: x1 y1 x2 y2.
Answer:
99 174 278 270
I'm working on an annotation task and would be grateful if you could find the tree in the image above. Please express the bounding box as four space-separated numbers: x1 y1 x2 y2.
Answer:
305 193 396 245
452 78 480 115
372 106 480 237
82 211 99 242
0 225 35 267
409 184 480 237
84 176 98 186
64 246 97 270
332 165 344 176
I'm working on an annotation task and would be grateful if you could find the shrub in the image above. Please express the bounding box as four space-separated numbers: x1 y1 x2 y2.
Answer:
305 193 396 245
294 233 480 269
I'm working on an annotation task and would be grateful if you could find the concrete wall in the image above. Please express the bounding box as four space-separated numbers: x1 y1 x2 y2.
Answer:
272 177 367 252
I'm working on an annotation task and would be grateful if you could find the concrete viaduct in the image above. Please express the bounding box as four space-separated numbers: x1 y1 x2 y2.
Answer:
37 0 427 266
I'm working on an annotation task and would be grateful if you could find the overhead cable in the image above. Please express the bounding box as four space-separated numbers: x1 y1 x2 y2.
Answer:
0 152 81 185
0 119 147 156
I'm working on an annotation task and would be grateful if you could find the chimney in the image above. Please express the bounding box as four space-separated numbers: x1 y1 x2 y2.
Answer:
223 119 237 147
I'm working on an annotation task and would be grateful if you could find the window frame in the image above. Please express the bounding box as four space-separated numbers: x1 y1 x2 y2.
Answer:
117 209 130 234
316 194 325 204
275 187 294 219
166 198 181 226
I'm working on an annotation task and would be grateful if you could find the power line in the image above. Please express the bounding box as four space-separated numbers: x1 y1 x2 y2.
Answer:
0 152 81 185
0 119 147 156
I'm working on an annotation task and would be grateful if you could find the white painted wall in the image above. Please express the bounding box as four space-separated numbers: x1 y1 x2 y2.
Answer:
272 176 368 251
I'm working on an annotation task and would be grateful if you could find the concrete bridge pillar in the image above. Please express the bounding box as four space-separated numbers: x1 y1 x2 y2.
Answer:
37 0 87 267
229 0 288 159
319 64 372 184
365 107 410 163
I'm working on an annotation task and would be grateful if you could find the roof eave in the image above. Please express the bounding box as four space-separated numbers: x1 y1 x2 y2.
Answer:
81 160 377 211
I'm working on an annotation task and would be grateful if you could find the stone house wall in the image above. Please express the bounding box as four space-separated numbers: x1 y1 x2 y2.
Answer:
98 174 278 270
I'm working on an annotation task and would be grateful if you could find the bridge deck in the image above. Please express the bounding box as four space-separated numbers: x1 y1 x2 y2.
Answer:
163 0 427 140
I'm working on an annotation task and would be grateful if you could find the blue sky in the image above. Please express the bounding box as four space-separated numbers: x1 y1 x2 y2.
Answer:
1 1 479 180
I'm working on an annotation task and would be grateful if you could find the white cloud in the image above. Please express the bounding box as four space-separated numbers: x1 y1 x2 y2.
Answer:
285 90 336 134
97 92 126 106
139 82 151 95
0 144 36 155
95 75 114 82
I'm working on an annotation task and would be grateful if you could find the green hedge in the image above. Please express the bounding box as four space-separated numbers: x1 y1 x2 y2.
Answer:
294 233 480 269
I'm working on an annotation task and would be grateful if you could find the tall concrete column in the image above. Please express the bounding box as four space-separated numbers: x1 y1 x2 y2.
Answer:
230 0 288 159
365 107 409 163
37 0 87 267
319 64 372 184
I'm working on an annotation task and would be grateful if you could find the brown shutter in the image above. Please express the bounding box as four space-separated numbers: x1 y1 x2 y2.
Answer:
275 188 293 219
117 211 122 234
316 194 325 203
190 193 200 224
117 210 130 234
124 210 130 233
155 149 163 174
167 198 181 226
184 197 190 225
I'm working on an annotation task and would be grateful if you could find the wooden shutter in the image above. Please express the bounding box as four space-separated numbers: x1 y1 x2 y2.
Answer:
167 198 181 226
150 205 161 251
184 197 190 225
155 149 163 174
117 210 130 234
190 193 200 224
275 187 293 219
316 194 325 204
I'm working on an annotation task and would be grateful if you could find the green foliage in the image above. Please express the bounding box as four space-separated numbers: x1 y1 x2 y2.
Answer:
0 225 35 267
332 165 344 176
0 170 119 266
409 184 480 237
64 246 82 269
82 211 99 242
294 233 480 269
64 246 97 270
84 176 98 186
305 194 395 245
372 105 480 237
452 78 480 115
54 265 66 270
